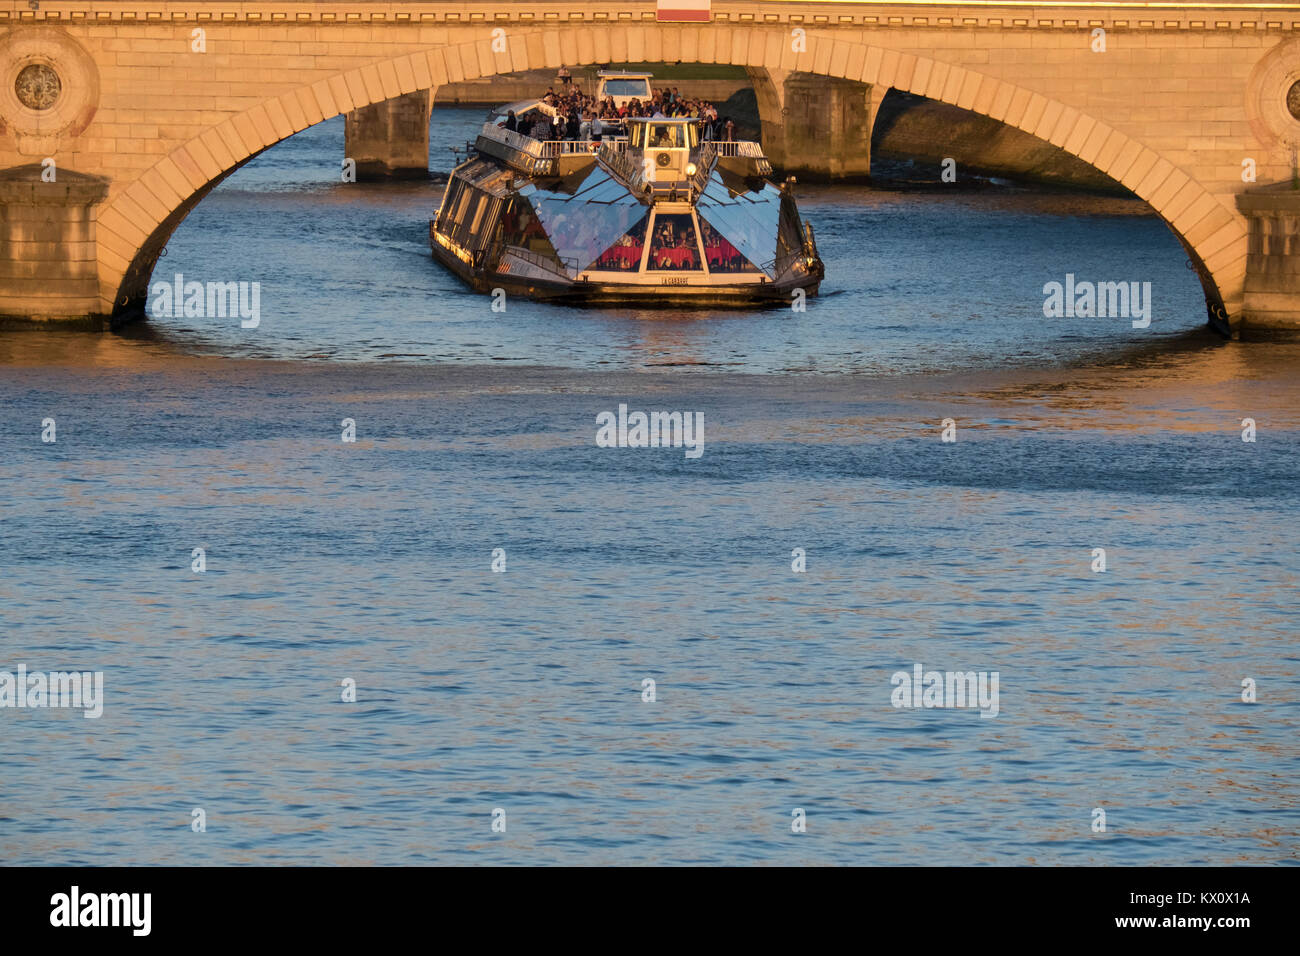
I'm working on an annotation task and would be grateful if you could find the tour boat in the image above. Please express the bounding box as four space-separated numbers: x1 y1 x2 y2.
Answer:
429 75 824 307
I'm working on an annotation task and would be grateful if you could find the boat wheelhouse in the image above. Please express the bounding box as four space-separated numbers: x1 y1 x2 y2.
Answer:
430 89 824 306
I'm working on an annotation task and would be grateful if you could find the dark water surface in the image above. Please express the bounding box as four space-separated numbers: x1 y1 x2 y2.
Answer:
0 109 1296 865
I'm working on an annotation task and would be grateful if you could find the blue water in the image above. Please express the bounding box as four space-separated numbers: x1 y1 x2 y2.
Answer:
0 108 1296 865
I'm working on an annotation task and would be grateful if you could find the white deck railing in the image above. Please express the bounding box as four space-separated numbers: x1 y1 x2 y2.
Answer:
713 141 766 158
479 122 768 177
538 140 602 157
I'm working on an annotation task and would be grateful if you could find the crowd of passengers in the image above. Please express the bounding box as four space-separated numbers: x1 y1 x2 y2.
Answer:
598 218 752 273
499 85 738 143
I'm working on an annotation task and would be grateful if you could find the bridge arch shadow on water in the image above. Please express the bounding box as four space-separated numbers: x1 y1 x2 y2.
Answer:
105 32 1240 335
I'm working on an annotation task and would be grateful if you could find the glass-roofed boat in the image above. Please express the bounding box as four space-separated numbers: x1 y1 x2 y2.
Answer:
429 81 824 306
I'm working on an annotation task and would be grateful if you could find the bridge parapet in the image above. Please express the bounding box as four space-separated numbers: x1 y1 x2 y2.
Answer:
3 1 1298 30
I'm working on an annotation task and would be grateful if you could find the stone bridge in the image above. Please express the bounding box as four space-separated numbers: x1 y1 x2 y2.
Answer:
3 0 1300 333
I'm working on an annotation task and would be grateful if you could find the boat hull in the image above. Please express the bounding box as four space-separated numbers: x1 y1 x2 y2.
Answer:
431 231 821 308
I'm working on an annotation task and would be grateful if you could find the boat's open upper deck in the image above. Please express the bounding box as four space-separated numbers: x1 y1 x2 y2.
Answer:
473 119 772 200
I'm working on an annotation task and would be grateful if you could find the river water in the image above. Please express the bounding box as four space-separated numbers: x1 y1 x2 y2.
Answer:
1 109 1296 865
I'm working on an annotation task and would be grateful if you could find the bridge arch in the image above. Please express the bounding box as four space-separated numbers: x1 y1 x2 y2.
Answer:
98 27 1244 328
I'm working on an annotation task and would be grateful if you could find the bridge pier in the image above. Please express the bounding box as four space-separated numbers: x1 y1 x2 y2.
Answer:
0 165 110 328
1236 184 1300 332
746 68 879 182
343 90 432 181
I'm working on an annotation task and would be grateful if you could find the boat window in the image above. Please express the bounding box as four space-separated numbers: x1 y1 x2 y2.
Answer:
498 199 562 265
435 179 502 254
696 175 782 277
603 79 651 98
649 125 683 149
468 193 491 235
776 194 810 277
647 213 701 271
592 215 649 272
436 179 463 230
698 218 760 274
438 179 476 233
629 124 645 149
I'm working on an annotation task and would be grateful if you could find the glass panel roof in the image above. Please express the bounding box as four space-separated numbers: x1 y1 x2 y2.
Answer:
695 173 782 277
519 167 649 273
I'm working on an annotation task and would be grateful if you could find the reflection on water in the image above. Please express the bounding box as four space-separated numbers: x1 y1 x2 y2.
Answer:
0 110 1296 866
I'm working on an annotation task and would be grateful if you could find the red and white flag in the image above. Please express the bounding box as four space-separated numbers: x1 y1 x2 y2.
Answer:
656 0 710 23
